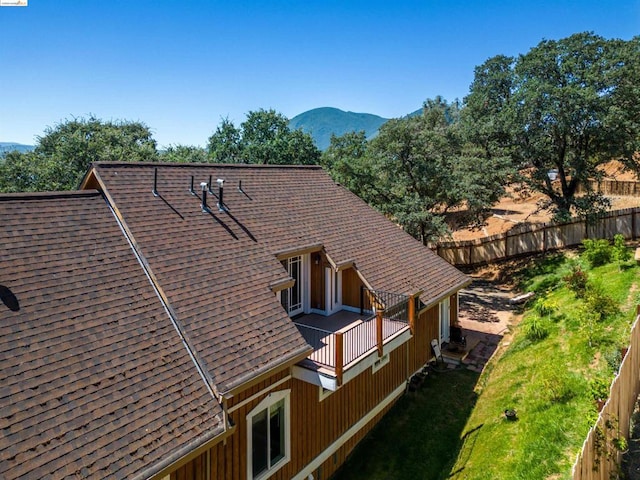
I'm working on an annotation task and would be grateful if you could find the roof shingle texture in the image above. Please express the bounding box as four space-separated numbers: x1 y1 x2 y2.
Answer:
92 163 470 393
0 191 223 480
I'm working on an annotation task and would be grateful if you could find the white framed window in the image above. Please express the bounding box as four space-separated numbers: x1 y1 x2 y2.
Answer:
281 256 304 316
372 353 390 373
247 390 291 480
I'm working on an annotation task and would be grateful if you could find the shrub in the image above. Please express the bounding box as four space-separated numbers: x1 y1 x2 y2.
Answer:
589 377 610 401
523 315 550 341
578 305 603 347
613 234 631 263
564 265 589 298
533 297 557 318
582 238 613 268
584 282 618 321
604 348 622 373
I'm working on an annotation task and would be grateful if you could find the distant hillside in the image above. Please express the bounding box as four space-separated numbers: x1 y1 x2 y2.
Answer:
0 142 34 155
289 107 389 150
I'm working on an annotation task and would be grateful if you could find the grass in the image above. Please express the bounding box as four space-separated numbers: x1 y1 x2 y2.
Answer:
333 247 640 480
333 368 480 480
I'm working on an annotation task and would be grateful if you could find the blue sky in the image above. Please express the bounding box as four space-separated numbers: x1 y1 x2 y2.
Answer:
1 0 638 148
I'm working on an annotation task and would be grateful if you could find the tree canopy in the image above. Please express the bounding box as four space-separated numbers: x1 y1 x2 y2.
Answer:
207 109 320 165
159 144 208 164
323 97 511 243
465 32 640 221
0 117 158 192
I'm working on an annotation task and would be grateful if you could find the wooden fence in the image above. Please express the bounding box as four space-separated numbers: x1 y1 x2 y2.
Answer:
572 307 640 480
580 179 640 197
434 207 640 267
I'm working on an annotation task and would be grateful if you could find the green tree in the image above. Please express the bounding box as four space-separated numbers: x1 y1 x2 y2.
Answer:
160 144 208 163
465 32 640 221
207 109 320 165
207 118 243 163
321 131 379 201
364 97 509 243
0 117 158 192
0 150 77 192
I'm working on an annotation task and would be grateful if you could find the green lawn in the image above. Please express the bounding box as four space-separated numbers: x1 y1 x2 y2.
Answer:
334 247 640 480
334 368 480 480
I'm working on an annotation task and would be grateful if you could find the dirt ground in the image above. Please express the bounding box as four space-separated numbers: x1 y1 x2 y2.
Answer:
452 162 640 241
452 192 640 241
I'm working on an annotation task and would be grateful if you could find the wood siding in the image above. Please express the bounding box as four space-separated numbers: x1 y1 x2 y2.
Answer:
408 303 440 374
310 253 325 311
341 268 363 309
171 296 454 480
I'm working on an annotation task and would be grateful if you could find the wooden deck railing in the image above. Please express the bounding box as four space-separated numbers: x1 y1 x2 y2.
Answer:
294 305 411 384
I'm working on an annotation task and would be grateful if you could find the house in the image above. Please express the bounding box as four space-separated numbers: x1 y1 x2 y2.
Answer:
1 163 470 480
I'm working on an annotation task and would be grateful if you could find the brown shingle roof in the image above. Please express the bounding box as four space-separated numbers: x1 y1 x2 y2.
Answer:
91 163 470 392
0 191 224 480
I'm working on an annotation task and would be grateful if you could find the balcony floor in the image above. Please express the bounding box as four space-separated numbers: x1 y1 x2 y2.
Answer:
294 310 364 333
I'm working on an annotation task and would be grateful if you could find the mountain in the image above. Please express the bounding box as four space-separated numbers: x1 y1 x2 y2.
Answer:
0 142 35 155
289 107 389 150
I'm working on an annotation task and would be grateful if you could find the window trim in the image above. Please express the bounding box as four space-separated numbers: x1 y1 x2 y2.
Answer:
246 389 291 480
281 255 305 316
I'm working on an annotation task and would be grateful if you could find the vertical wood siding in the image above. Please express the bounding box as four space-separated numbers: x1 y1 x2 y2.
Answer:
171 296 454 480
310 253 325 310
341 268 363 309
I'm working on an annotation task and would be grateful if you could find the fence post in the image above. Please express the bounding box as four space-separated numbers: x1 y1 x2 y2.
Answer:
335 332 343 386
504 232 509 259
376 309 384 357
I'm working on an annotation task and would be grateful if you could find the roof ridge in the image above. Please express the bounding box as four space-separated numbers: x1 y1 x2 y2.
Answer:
0 190 101 201
92 161 323 170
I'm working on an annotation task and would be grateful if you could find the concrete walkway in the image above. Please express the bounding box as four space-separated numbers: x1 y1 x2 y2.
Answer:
456 278 517 373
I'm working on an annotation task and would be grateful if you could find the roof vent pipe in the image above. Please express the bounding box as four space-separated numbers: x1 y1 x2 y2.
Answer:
189 176 196 195
201 182 209 212
238 180 243 192
208 175 215 195
152 168 159 197
217 178 225 212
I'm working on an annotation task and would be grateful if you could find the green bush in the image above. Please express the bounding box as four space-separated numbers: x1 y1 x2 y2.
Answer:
613 234 631 263
563 264 589 298
584 282 618 321
604 348 622 373
582 238 613 268
577 305 603 347
523 315 550 341
533 297 557 318
589 377 610 401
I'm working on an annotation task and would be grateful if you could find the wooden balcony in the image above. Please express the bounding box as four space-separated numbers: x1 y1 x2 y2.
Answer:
293 303 413 385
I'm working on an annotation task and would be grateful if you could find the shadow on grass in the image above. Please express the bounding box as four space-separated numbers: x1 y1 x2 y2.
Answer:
332 368 480 480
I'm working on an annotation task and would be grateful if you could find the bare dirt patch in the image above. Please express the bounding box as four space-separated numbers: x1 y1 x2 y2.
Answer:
452 162 640 242
452 191 640 241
